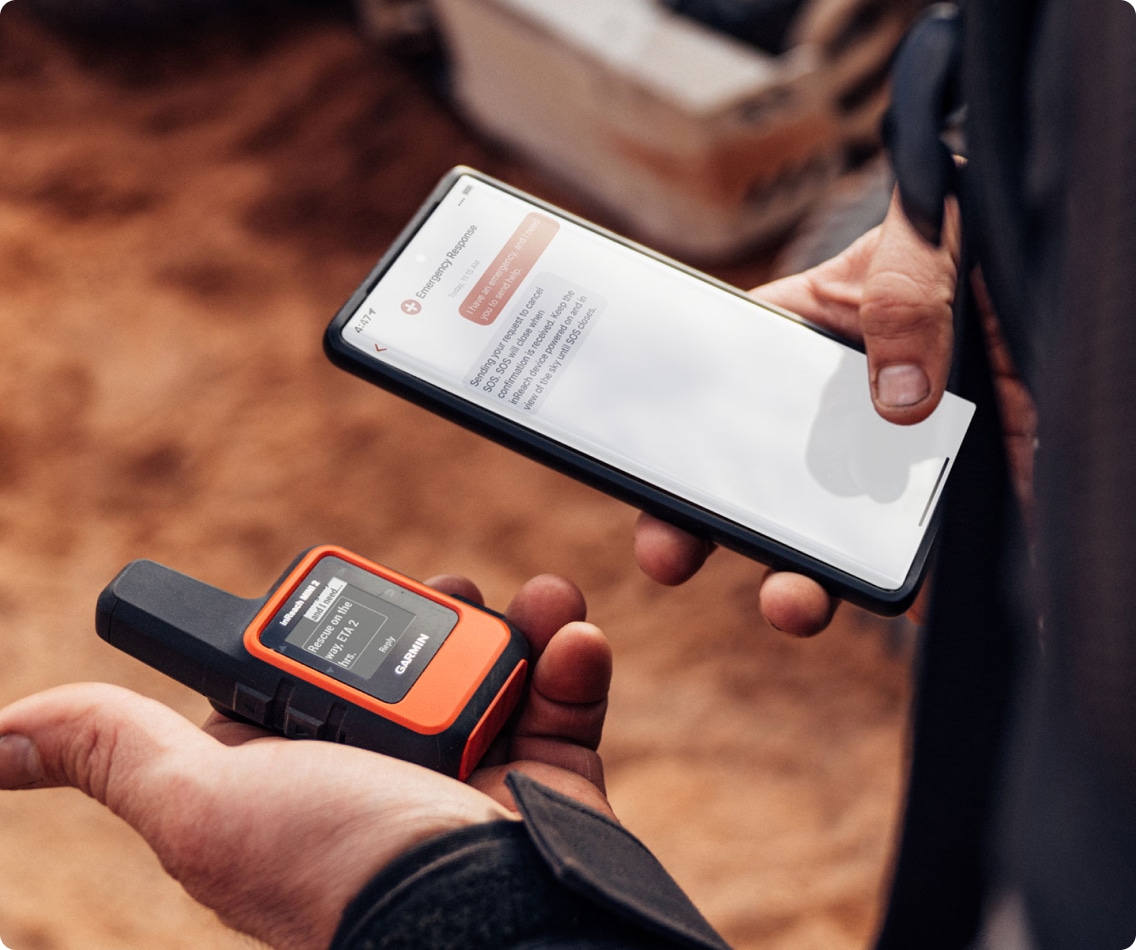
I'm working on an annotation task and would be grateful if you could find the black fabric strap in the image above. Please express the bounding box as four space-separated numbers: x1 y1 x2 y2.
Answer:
330 773 730 950
882 3 963 245
507 773 729 950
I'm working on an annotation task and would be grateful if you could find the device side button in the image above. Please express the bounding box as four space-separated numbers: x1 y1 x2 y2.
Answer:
232 684 274 725
325 702 349 744
283 706 326 740
458 659 528 781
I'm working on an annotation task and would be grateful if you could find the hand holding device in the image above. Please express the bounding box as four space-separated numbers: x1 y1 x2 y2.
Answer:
95 545 530 778
0 574 611 950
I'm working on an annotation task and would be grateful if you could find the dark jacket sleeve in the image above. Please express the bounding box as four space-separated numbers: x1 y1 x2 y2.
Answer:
875 2 1136 948
329 772 732 950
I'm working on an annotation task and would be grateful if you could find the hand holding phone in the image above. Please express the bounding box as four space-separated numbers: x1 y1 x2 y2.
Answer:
325 169 974 615
636 191 966 633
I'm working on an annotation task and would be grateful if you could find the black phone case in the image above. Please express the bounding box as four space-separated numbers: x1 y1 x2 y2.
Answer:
324 167 942 616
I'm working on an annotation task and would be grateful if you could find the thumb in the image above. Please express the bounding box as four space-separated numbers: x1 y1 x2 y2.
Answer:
0 682 212 801
860 191 960 424
0 685 248 928
0 684 349 950
0 683 511 950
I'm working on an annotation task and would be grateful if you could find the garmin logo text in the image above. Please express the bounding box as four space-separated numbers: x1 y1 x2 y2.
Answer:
279 579 322 628
394 634 430 674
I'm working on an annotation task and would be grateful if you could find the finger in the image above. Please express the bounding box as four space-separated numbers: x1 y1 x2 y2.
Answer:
530 622 611 707
633 512 715 586
504 574 587 659
0 683 216 830
905 578 932 628
508 742 606 793
423 573 484 606
476 617 610 796
470 759 614 818
860 192 960 424
754 225 883 340
0 685 509 950
758 571 838 637
515 621 611 751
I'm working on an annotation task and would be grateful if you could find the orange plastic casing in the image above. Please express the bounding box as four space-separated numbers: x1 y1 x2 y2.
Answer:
243 545 517 736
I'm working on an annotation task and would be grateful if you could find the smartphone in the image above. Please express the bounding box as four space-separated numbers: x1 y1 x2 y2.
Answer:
324 168 974 614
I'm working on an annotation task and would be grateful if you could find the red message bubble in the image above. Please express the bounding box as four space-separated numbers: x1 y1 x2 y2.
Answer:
460 213 559 325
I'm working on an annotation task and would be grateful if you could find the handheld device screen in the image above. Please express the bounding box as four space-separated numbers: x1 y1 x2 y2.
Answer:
336 173 974 592
256 554 458 704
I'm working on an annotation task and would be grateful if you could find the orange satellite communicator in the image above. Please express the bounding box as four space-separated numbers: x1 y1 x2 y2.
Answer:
95 545 529 779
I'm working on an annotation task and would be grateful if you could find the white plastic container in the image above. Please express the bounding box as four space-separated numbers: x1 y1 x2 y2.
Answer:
364 0 917 259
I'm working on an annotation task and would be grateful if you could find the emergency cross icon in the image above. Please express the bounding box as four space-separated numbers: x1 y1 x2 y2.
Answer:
400 299 422 314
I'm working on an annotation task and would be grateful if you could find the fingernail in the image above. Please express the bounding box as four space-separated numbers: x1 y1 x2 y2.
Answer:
876 364 930 408
0 734 44 788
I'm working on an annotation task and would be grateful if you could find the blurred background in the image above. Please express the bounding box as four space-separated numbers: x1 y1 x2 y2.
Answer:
0 2 918 947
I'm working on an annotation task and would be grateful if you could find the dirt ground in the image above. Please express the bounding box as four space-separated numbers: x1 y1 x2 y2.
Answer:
0 7 913 949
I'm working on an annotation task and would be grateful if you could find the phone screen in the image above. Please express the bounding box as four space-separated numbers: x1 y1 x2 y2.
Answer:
335 172 974 592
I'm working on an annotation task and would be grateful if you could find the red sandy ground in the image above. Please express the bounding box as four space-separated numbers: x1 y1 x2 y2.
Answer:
0 8 912 949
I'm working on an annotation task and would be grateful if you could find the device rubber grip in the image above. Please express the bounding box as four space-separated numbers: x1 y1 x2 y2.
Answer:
95 560 268 708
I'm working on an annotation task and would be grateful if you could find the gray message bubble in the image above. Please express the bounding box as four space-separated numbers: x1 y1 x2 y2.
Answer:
465 272 605 415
